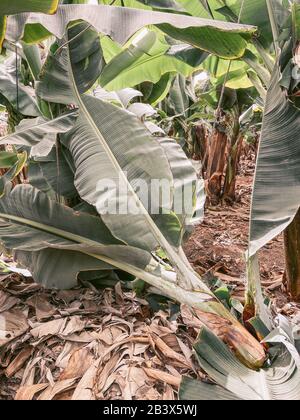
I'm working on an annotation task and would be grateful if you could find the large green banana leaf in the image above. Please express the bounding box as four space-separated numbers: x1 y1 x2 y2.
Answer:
249 68 300 256
36 24 196 254
4 23 201 292
28 142 86 202
14 248 116 290
0 183 154 289
0 59 40 117
0 183 214 312
0 112 77 157
5 4 256 59
179 324 300 400
99 32 208 91
249 3 300 255
135 0 288 48
33 146 77 199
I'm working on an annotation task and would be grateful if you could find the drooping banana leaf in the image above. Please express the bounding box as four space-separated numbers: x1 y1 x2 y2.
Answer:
5 4 256 59
99 31 209 91
133 0 211 17
212 0 288 48
0 183 156 289
249 69 300 256
0 61 40 117
0 112 78 157
130 0 289 49
1 0 59 15
36 24 195 254
21 43 43 81
37 146 77 199
15 248 116 290
0 183 205 303
179 325 300 400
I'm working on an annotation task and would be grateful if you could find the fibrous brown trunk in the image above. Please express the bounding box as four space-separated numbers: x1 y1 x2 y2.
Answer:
194 124 209 174
223 134 243 203
206 127 228 205
284 208 300 301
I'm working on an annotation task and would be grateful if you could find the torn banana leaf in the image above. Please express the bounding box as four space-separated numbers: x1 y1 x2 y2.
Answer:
0 112 78 158
249 69 300 256
180 326 300 400
6 4 256 59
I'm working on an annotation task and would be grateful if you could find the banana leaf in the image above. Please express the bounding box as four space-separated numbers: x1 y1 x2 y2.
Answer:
249 68 300 256
0 112 78 157
100 31 208 91
179 324 300 400
0 60 40 117
1 0 59 15
5 4 256 60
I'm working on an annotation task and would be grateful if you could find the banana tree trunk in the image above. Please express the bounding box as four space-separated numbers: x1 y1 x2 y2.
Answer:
284 208 300 301
206 125 228 205
223 134 243 203
194 124 209 173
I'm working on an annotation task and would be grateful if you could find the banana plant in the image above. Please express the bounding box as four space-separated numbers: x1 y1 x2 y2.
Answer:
249 2 300 303
0 15 266 369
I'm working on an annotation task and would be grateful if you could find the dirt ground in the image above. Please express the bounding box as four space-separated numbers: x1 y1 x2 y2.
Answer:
185 151 300 320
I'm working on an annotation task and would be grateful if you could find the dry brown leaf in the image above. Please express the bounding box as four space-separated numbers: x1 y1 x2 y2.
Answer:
5 346 33 378
26 294 57 321
0 310 29 346
120 366 149 400
135 384 161 400
97 326 123 345
181 304 203 329
162 384 175 400
15 383 48 400
72 358 101 400
94 353 122 396
161 333 181 353
152 336 192 368
55 342 83 369
59 347 94 380
38 378 78 400
61 316 86 336
133 342 149 356
30 318 67 339
30 316 86 340
0 272 201 401
0 291 20 313
143 368 181 388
